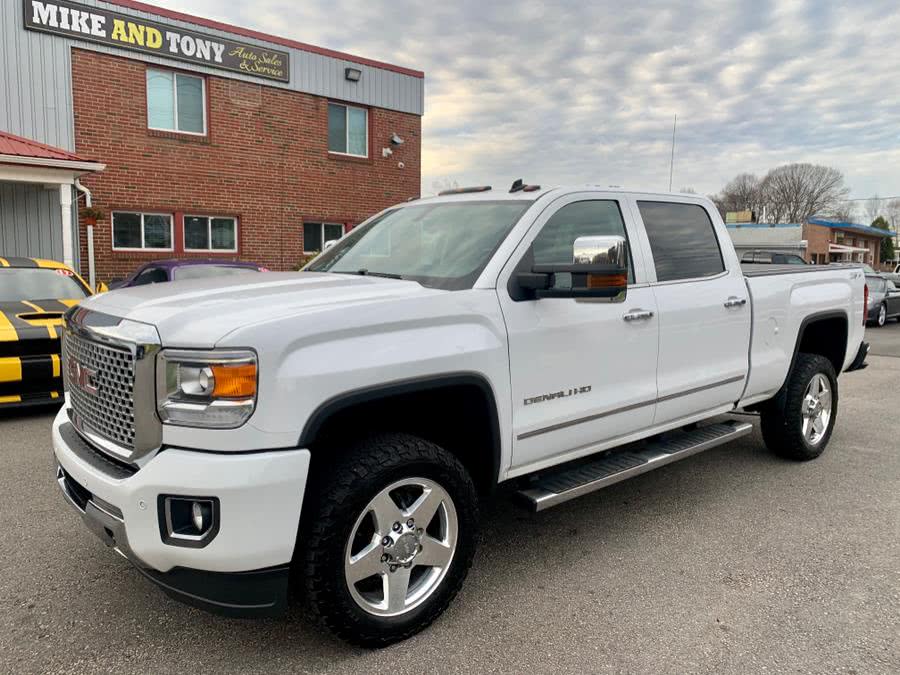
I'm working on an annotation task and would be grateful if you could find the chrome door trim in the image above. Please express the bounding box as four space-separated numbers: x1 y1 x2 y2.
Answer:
516 374 746 441
656 375 745 404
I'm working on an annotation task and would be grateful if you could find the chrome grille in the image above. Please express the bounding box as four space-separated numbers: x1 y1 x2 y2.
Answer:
64 330 136 450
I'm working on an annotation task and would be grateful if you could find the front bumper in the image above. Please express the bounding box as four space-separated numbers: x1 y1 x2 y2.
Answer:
52 406 311 617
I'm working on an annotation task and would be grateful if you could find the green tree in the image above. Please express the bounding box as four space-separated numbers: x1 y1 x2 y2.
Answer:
871 216 895 262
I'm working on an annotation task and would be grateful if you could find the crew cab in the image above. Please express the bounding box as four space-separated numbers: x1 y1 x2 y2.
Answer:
51 186 868 647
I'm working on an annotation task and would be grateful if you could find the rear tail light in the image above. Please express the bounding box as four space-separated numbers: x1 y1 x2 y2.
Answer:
863 283 868 326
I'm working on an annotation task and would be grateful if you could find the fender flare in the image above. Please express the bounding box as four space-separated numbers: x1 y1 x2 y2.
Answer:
298 372 503 486
778 309 849 393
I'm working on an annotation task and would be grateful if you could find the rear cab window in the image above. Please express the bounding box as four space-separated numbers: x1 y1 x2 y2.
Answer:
637 201 724 282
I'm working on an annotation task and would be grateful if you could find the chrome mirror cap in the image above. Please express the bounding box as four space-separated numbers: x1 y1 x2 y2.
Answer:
573 235 628 268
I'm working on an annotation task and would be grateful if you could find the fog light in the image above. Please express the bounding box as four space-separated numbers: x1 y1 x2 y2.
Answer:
159 496 219 548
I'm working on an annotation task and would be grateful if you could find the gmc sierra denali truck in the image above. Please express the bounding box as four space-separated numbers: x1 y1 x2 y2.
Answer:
52 186 869 646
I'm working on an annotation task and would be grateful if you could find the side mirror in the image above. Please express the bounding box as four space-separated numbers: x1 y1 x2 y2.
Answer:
516 235 628 301
95 281 109 294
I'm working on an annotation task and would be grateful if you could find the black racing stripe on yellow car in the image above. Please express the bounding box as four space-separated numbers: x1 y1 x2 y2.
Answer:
4 257 38 268
21 355 55 386
29 298 71 314
0 338 61 358
0 302 54 341
0 377 64 397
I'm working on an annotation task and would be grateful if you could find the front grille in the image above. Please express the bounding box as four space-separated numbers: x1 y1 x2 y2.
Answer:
64 330 136 450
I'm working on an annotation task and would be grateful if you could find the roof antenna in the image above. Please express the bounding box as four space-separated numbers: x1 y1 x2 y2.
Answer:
510 179 524 193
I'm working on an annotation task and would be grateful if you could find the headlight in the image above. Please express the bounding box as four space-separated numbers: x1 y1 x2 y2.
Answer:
157 349 257 428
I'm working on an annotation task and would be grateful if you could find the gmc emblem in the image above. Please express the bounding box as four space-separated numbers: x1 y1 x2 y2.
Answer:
67 358 98 395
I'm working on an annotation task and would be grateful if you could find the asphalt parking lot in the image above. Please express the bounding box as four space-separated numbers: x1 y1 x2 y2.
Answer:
1 327 899 674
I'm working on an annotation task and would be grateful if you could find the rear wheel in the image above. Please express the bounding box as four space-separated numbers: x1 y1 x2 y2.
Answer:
760 353 838 461
301 433 479 647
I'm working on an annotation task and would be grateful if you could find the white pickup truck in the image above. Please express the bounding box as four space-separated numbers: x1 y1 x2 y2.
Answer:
52 185 869 646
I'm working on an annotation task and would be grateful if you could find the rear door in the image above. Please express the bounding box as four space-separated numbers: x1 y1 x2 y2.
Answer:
630 199 751 425
498 193 659 473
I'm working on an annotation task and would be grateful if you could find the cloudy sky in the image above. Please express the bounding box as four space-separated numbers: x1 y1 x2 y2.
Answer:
155 0 900 201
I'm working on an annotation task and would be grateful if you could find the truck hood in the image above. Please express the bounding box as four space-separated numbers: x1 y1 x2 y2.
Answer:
81 272 442 346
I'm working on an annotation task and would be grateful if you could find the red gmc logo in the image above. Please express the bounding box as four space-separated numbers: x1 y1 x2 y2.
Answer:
67 358 98 396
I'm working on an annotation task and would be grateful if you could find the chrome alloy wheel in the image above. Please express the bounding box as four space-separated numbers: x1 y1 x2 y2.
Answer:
802 373 833 446
344 478 458 617
878 304 887 326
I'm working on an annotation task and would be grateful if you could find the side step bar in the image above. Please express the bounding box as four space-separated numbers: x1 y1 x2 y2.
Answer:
517 420 754 512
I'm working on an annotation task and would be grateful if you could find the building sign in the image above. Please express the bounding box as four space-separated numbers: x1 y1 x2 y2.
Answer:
23 0 290 83
725 210 756 224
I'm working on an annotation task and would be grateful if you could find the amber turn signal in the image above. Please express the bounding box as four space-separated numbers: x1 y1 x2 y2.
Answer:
210 363 257 399
587 273 628 289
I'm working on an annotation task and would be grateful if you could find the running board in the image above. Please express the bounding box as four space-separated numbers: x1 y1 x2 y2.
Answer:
517 420 754 512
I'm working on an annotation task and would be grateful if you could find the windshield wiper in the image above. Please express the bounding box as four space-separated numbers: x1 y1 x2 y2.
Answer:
352 269 404 279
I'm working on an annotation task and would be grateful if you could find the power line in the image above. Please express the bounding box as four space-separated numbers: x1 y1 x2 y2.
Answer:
845 195 900 202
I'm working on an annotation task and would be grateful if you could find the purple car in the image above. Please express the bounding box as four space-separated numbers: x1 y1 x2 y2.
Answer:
109 259 269 289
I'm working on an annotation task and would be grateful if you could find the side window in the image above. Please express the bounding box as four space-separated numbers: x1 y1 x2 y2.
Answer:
637 201 724 282
532 201 634 283
131 268 168 286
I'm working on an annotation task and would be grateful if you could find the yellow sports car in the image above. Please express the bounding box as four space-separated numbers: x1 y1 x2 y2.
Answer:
0 257 96 408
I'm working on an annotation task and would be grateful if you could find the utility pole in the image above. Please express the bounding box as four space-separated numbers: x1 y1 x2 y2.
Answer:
668 114 677 192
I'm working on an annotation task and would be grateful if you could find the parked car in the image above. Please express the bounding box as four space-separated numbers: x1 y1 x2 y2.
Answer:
866 274 900 326
0 257 99 408
741 250 808 265
53 186 868 647
883 263 900 286
108 259 268 288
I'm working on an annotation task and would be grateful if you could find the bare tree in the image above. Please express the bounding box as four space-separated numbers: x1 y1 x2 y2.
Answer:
716 173 763 216
759 163 849 223
864 195 881 222
884 199 900 230
831 200 857 223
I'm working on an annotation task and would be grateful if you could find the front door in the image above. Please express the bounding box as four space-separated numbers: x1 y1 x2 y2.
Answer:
498 194 659 474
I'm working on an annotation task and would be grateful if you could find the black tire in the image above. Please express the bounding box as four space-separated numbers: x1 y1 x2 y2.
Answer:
760 353 838 461
301 433 479 647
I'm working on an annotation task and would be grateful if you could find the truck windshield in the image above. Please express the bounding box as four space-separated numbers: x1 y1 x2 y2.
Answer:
306 200 532 290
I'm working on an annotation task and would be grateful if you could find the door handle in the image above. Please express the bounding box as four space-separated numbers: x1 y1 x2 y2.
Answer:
623 309 654 322
724 297 747 308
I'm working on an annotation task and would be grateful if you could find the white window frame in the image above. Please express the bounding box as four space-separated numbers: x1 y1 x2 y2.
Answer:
184 215 239 253
303 222 345 254
111 211 174 252
328 103 368 158
146 68 207 136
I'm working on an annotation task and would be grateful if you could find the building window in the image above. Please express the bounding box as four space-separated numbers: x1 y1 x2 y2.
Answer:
184 216 238 252
304 222 344 252
112 212 173 250
147 69 206 135
328 103 368 156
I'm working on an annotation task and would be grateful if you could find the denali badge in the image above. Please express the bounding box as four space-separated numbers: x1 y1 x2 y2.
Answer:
524 386 591 406
67 358 98 396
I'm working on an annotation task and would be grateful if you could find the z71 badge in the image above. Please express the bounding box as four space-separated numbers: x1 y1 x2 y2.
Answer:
524 386 592 406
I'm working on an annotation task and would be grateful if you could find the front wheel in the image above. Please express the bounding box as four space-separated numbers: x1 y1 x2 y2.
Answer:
301 433 479 647
760 353 838 461
876 303 887 327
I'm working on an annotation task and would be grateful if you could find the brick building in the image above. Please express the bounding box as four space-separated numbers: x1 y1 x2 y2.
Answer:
1 0 423 283
726 218 892 266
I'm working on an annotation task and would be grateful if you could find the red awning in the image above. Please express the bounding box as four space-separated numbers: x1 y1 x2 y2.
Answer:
0 130 104 172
